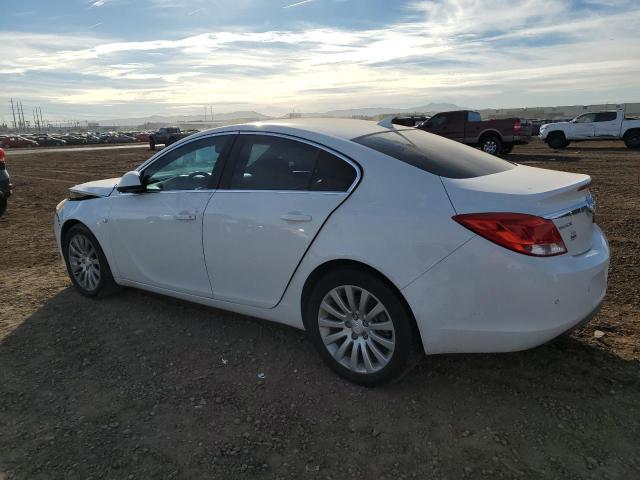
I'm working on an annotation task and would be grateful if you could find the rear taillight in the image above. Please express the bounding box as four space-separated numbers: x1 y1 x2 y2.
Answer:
453 212 567 257
513 119 521 132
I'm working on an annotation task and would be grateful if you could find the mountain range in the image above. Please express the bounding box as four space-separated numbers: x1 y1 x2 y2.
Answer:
97 103 464 126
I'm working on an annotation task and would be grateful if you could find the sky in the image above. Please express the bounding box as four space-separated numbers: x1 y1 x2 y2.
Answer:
1 0 639 121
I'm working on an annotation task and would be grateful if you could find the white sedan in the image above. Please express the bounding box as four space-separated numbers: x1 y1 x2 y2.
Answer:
54 119 609 385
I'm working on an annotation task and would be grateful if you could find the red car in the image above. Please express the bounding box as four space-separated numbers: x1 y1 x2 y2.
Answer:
0 136 38 148
135 132 150 142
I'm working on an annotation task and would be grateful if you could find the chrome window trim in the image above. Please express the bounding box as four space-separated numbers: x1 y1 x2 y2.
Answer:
228 130 362 194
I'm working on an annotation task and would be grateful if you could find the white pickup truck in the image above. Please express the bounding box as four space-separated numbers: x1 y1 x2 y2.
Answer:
539 110 640 150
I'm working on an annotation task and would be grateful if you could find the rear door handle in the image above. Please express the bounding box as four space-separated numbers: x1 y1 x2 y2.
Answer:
280 212 312 222
174 212 197 221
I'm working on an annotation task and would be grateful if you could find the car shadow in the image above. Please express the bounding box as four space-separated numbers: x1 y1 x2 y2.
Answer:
1 287 638 479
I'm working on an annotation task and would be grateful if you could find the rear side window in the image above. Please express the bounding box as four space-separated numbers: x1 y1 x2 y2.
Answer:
595 112 617 122
467 111 482 122
352 129 514 179
310 150 357 191
229 135 356 192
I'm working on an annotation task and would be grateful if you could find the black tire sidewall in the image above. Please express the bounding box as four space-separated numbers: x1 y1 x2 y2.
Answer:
303 268 418 386
62 224 114 297
624 131 640 149
547 133 568 149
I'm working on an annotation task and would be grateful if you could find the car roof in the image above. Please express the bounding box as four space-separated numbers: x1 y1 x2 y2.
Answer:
198 118 390 142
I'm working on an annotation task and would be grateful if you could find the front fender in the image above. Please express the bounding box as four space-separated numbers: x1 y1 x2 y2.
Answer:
55 197 118 276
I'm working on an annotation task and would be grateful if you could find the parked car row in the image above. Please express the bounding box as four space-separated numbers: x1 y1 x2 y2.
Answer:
0 131 157 148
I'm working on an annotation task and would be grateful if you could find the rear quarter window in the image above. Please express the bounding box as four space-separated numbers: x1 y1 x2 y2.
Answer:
352 129 514 179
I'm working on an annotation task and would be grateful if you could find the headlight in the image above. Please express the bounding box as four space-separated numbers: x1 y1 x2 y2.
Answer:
56 199 67 214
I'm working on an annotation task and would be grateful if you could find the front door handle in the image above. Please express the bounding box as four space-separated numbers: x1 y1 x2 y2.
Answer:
174 212 197 221
280 212 312 222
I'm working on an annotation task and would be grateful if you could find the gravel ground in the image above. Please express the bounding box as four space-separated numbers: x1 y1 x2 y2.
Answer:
0 140 639 479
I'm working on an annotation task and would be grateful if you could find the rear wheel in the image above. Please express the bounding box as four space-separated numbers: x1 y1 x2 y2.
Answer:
547 132 569 149
623 130 640 149
63 224 118 297
149 137 156 151
480 136 502 155
500 143 514 154
304 268 422 386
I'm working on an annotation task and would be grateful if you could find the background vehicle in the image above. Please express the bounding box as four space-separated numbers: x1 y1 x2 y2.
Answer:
104 133 136 144
539 110 640 149
33 135 67 147
0 136 39 148
148 127 191 150
0 148 12 217
59 134 87 145
391 115 430 127
54 119 608 386
418 110 532 155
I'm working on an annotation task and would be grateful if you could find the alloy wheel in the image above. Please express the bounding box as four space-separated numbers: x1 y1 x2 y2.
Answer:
482 140 498 154
318 285 396 374
68 234 101 291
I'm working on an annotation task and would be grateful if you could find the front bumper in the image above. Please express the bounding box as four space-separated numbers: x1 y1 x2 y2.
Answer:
402 225 609 355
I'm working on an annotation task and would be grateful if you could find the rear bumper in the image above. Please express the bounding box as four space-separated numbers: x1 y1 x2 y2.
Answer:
402 225 609 355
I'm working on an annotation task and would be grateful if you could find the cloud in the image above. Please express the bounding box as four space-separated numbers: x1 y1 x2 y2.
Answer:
2 0 640 118
284 0 316 8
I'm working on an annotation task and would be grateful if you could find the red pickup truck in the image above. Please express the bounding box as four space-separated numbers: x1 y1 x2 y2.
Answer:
417 110 532 155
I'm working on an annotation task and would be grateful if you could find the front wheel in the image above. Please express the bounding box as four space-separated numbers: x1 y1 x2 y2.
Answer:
63 224 118 297
480 136 502 155
624 130 640 149
304 268 422 386
546 132 569 149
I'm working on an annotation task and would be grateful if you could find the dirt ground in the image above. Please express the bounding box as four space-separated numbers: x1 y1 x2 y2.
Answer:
0 140 639 479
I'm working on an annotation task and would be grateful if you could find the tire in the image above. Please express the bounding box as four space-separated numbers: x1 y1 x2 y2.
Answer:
0 194 6 218
547 132 569 149
149 137 156 151
62 223 118 298
623 130 640 149
500 143 514 154
479 135 502 155
303 267 423 386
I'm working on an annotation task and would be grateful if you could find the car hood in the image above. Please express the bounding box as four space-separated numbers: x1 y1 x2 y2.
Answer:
69 177 120 197
541 121 570 129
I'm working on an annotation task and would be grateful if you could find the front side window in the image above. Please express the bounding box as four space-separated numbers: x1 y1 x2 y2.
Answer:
353 129 514 179
430 114 448 127
595 112 617 122
574 113 597 123
142 136 230 191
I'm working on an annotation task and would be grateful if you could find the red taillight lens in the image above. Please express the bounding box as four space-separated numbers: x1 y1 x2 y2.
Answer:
513 119 521 132
453 212 567 257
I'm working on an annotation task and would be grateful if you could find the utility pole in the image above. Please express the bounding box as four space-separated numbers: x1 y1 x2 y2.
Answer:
10 99 17 130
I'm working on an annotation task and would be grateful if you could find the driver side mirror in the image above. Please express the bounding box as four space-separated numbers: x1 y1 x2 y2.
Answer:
117 170 145 193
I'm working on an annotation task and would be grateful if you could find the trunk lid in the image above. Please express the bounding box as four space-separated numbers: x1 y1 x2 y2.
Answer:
70 177 120 197
442 164 594 255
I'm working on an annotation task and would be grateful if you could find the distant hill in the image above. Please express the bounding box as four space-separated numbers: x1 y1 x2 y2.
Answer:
98 111 269 126
95 104 465 127
315 103 464 118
